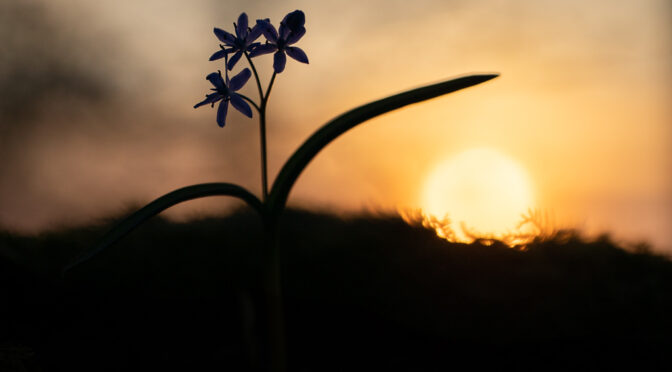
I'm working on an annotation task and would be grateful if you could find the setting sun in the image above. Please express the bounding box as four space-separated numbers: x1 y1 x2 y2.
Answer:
421 148 535 241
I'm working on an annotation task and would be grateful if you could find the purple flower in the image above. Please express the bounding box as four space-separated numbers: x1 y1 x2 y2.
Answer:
210 12 265 70
194 68 253 127
249 10 308 73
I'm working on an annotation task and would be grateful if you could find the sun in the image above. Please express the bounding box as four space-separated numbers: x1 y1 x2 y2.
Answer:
421 148 535 241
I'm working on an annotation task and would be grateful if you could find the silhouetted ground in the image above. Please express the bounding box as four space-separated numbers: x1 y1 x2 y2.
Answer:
1 209 671 371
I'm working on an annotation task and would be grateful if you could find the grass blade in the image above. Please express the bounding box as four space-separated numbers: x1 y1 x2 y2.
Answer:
63 182 263 273
267 73 499 219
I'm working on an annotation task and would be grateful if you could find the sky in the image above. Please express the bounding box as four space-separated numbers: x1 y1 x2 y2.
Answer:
1 0 671 252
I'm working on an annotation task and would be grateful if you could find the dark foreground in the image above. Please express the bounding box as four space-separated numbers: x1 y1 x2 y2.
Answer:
1 209 671 371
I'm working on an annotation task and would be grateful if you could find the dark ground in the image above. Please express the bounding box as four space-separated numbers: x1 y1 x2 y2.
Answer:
1 209 671 371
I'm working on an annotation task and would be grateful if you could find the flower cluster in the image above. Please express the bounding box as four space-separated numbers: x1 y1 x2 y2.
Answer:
193 67 253 128
195 10 308 127
250 10 308 73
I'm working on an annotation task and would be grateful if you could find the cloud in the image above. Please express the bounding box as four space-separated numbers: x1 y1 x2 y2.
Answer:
0 0 670 254
0 0 116 129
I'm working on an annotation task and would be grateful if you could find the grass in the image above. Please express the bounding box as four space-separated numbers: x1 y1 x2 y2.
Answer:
1 208 671 371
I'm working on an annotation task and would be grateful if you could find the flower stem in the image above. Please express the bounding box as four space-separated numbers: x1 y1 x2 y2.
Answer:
264 72 277 101
244 52 272 201
238 94 261 113
259 105 269 201
244 52 284 371
245 52 264 103
258 71 276 202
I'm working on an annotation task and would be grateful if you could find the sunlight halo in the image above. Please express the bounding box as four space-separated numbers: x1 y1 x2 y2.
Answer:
421 148 535 241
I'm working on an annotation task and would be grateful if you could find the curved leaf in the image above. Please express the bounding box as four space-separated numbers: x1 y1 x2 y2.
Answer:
63 182 263 273
267 73 499 220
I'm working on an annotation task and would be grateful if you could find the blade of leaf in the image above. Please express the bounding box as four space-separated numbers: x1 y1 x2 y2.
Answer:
63 182 263 273
267 73 499 220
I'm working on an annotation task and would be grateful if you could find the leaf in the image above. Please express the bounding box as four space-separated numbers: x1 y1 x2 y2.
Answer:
267 73 499 220
63 182 263 273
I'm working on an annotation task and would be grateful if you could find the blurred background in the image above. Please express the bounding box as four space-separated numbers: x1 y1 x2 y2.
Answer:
1 0 670 252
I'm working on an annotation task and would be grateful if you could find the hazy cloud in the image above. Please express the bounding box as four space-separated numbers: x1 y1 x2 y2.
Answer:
0 0 670 253
0 0 116 127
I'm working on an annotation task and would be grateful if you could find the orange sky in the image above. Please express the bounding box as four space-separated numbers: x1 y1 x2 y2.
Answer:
1 0 670 252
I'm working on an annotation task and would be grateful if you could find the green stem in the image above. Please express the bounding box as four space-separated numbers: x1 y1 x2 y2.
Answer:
259 72 276 202
259 105 269 201
244 52 273 201
238 94 261 113
264 72 277 102
245 52 284 371
245 52 264 103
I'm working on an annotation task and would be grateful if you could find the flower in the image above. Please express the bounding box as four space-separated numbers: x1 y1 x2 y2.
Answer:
249 10 309 73
194 68 253 127
210 12 265 70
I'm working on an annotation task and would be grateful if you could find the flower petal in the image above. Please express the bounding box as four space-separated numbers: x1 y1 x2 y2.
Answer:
230 94 253 118
258 19 278 43
236 13 248 39
286 27 305 45
248 43 277 58
285 46 309 64
283 10 305 32
214 28 235 45
273 51 286 73
229 68 251 91
227 50 243 70
246 23 264 44
217 99 229 127
194 92 221 108
206 71 225 90
278 22 290 41
209 49 227 61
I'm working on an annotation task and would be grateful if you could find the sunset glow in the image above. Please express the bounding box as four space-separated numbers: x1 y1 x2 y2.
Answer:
421 148 534 242
0 0 670 253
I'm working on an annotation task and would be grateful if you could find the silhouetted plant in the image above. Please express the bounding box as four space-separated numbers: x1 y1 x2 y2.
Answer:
402 206 559 249
64 9 498 372
399 208 457 241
